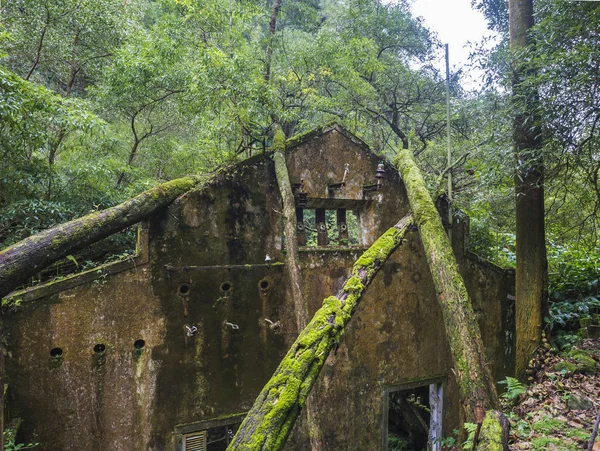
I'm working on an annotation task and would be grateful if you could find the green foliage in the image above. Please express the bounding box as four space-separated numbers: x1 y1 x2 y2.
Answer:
437 430 458 448
387 433 413 451
302 209 359 247
499 376 526 404
551 332 582 352
547 298 600 330
548 243 600 300
544 242 600 334
461 422 478 451
4 432 38 451
0 0 598 303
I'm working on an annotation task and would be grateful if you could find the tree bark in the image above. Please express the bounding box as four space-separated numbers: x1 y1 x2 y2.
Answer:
264 0 282 83
509 0 548 379
0 176 199 300
272 136 324 449
396 148 507 449
273 146 308 329
228 214 414 450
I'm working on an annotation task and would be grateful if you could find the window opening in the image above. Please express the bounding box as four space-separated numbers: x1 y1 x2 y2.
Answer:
183 430 207 451
386 382 443 451
297 209 359 247
181 421 242 451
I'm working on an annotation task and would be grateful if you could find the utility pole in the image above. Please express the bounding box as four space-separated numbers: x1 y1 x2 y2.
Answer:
445 44 452 242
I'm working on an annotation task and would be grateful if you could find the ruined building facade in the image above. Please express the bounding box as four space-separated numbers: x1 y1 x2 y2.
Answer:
4 125 515 450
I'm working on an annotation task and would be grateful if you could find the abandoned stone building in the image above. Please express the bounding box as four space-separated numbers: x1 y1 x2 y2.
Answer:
3 124 515 451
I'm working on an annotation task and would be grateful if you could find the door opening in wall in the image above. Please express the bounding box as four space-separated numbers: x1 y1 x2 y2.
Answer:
385 381 443 451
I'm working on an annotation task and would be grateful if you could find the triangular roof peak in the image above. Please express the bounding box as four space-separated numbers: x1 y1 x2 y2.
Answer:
285 123 373 155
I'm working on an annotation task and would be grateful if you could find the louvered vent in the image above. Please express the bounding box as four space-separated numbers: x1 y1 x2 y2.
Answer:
183 431 207 451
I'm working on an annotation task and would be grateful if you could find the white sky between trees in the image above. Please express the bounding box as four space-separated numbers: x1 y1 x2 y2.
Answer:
409 0 498 90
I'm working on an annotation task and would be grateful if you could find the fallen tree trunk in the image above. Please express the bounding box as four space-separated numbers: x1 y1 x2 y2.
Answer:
0 176 200 299
228 214 414 450
396 148 507 449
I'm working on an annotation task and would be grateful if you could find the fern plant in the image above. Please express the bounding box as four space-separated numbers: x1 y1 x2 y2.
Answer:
499 376 526 405
461 423 478 450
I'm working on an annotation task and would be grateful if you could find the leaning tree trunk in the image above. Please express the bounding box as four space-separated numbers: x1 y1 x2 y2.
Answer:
396 148 507 449
0 176 200 300
509 0 548 380
228 214 414 450
272 134 308 330
272 133 325 450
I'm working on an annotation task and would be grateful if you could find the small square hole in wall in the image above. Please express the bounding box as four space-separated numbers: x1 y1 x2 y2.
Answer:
385 381 443 451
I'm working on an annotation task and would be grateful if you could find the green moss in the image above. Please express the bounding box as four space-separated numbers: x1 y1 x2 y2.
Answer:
531 417 564 434
271 128 286 152
552 360 577 374
478 411 505 451
354 227 399 278
530 436 562 449
568 349 597 374
284 125 324 148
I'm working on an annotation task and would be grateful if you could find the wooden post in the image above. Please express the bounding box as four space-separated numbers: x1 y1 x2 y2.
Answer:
296 208 306 246
315 209 327 246
337 209 348 245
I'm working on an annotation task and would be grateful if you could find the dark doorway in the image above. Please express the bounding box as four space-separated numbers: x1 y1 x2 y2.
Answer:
385 381 443 451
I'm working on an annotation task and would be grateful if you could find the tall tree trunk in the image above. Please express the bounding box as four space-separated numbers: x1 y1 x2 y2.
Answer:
396 148 507 449
0 176 200 300
272 132 324 449
272 134 308 330
264 0 282 83
509 0 548 379
228 215 414 450
65 27 81 97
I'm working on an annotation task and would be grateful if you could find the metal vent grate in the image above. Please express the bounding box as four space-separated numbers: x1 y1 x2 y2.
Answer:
183 431 207 451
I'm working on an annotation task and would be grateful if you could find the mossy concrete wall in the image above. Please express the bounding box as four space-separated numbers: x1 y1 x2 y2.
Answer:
3 125 514 450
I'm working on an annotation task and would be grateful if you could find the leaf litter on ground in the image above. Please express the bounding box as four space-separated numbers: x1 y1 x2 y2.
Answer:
505 338 600 450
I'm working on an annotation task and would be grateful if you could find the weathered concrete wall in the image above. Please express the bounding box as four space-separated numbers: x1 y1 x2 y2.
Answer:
5 266 164 451
145 153 290 450
3 125 514 451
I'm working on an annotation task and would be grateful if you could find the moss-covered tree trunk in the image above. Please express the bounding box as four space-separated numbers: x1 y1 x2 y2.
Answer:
272 139 325 449
0 176 199 300
396 148 507 449
273 144 309 330
509 0 548 380
227 214 414 450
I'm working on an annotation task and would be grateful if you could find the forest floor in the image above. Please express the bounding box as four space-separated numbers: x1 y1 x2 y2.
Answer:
504 337 600 450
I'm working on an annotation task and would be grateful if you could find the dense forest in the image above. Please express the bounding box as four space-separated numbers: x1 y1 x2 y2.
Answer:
2 0 599 290
1 0 600 449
